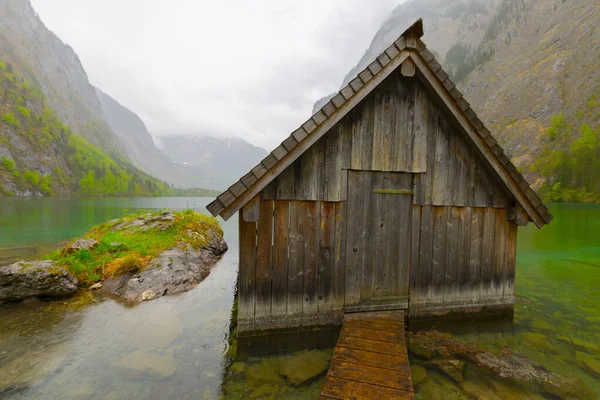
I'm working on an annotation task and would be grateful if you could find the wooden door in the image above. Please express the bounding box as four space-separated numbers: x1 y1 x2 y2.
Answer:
345 170 413 312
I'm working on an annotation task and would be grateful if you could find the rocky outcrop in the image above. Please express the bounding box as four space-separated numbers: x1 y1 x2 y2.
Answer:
102 242 227 302
100 211 227 302
0 260 79 301
61 239 99 255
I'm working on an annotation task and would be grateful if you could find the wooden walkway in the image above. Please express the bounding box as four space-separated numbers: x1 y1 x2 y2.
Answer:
321 311 414 400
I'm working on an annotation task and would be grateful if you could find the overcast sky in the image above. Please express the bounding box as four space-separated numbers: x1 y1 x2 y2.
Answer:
29 0 403 149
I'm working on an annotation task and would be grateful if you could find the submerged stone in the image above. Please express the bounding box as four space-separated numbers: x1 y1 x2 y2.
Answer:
115 350 178 380
408 341 437 359
557 335 600 353
461 380 503 400
0 344 69 393
431 359 465 382
576 351 600 376
248 383 278 399
279 350 331 386
245 361 282 388
0 260 78 301
520 332 557 354
410 365 429 386
231 362 247 374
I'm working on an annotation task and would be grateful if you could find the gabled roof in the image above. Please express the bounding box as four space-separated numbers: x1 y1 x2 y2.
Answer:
207 19 552 228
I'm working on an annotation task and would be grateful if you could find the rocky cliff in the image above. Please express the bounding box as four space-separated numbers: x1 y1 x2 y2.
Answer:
0 0 123 154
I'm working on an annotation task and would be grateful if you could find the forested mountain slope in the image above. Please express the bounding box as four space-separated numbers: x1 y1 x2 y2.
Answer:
0 0 124 155
316 0 600 201
94 88 193 189
0 61 177 196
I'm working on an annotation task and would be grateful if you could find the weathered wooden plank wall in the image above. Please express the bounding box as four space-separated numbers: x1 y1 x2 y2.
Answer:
262 74 510 209
238 200 346 332
239 70 520 332
409 205 517 317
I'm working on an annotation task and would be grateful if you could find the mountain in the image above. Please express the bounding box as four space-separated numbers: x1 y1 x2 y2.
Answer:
0 0 124 154
314 0 600 201
313 0 503 112
156 136 268 190
0 62 175 196
94 87 193 189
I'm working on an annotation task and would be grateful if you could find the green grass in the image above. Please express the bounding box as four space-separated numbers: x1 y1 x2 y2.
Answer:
48 209 222 286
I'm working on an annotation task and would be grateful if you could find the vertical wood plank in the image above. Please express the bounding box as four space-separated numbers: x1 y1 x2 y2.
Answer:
469 208 484 306
398 175 413 296
371 84 391 171
452 134 469 206
340 117 353 170
242 194 260 222
418 205 434 305
316 138 327 201
504 222 517 303
276 162 296 199
303 201 319 318
255 201 274 319
412 81 428 172
333 202 347 310
325 124 342 201
431 207 447 304
239 214 257 326
345 171 364 307
319 202 335 313
493 209 507 301
361 172 375 302
261 180 277 201
372 174 387 297
410 205 421 305
456 207 472 302
351 100 374 170
444 207 460 304
301 144 319 200
288 201 305 317
481 208 496 302
473 168 490 207
272 201 289 316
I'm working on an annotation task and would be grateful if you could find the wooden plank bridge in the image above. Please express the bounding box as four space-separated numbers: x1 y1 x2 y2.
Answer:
321 311 414 399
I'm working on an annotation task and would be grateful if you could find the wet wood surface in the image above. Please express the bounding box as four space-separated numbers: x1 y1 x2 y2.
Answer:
321 311 414 400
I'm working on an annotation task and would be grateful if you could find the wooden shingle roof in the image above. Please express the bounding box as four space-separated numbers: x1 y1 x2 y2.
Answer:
207 19 552 228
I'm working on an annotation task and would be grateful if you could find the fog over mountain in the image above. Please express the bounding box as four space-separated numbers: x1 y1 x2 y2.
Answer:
29 0 403 150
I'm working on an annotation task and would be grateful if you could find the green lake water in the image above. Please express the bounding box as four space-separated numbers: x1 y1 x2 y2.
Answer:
0 199 599 399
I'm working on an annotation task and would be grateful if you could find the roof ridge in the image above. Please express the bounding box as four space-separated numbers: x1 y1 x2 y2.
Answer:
207 18 552 227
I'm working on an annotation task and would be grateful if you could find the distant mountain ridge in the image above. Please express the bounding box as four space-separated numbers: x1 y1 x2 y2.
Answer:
156 135 268 190
94 87 193 189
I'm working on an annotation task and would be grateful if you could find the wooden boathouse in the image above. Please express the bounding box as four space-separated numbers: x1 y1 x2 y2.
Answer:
207 19 552 335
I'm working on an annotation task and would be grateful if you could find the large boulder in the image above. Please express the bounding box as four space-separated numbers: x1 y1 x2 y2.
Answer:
102 242 227 303
0 260 78 301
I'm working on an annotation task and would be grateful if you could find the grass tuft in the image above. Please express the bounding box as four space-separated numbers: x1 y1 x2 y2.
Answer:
48 209 223 286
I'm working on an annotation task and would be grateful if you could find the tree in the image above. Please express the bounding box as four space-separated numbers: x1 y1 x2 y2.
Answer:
79 170 97 195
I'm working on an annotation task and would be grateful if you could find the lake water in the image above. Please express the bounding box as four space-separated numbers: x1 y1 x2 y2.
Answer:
0 198 599 399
